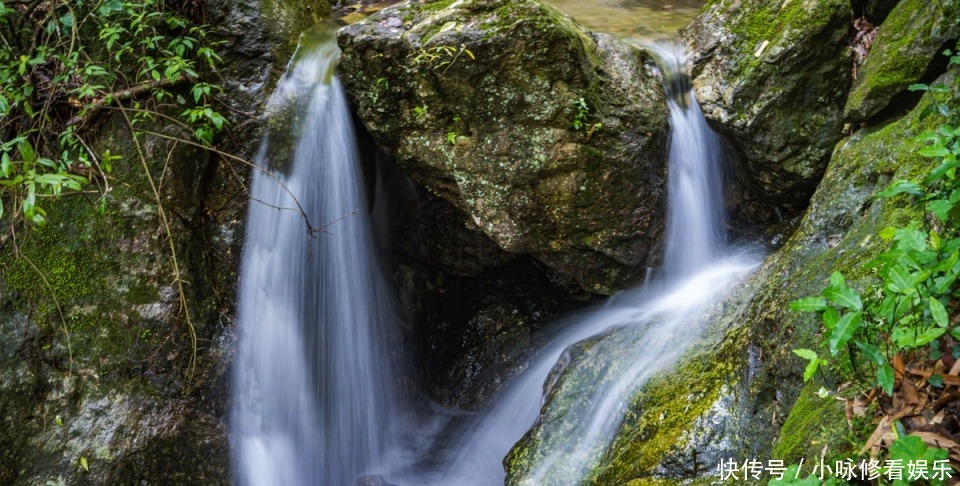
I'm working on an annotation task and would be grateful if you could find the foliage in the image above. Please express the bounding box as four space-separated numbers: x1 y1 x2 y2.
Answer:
789 45 960 469
571 96 601 140
791 46 960 394
0 0 225 225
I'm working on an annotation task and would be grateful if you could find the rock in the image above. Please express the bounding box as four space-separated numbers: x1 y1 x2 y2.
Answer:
338 0 670 294
684 0 852 210
505 68 954 483
844 0 960 123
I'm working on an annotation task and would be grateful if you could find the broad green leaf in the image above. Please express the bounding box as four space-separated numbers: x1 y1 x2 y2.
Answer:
829 312 861 355
929 297 949 327
928 199 955 221
918 145 950 158
823 306 840 329
793 349 818 360
803 359 820 382
887 265 915 294
914 327 947 346
789 296 827 312
823 286 863 311
829 271 845 288
877 180 924 198
878 363 894 395
894 227 928 252
855 341 885 366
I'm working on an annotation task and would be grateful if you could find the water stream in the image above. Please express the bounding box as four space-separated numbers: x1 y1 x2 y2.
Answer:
231 32 409 486
378 43 759 485
230 30 758 486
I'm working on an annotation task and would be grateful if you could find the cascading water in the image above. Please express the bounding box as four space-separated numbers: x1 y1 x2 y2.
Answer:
386 43 760 485
231 29 407 486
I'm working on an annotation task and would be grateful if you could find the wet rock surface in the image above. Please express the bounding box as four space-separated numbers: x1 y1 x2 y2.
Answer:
339 0 671 294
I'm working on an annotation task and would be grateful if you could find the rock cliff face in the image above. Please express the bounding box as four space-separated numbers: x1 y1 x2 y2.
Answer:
0 1 330 484
338 0 671 294
684 0 852 210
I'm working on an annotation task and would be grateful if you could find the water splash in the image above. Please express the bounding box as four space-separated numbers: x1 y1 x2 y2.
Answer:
231 28 407 486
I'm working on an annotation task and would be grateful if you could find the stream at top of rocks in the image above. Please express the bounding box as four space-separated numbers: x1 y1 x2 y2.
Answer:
544 0 706 39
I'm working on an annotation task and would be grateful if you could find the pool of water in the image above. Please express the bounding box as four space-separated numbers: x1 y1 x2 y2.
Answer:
544 0 705 39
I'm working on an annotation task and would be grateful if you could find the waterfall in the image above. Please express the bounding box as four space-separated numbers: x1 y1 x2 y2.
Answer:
231 28 406 486
387 43 760 485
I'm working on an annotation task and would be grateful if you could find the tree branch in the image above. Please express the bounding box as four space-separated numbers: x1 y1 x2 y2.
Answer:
66 78 180 127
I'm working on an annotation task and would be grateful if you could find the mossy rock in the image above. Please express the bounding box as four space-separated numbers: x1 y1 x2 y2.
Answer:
844 0 960 123
772 382 847 465
505 70 954 483
338 0 670 294
684 0 852 210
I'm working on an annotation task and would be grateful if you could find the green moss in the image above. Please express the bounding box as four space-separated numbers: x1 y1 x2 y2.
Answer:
773 383 848 464
844 0 960 121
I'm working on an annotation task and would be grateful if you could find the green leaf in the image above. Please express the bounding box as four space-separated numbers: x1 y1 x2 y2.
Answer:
878 363 894 395
894 227 928 252
855 341 885 366
914 327 947 346
18 139 36 163
928 374 944 388
877 180 924 198
879 226 897 240
823 306 840 329
829 271 845 288
789 296 828 312
79 455 88 472
928 199 955 221
803 359 821 382
929 297 949 327
887 265 915 294
828 312 861 355
918 145 951 158
793 349 818 360
823 286 863 311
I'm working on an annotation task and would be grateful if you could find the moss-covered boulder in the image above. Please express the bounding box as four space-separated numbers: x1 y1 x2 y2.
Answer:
844 0 960 123
338 0 670 294
504 68 952 483
684 0 852 210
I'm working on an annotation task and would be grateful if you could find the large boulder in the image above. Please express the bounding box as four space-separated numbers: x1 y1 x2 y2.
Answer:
338 0 670 294
844 0 960 123
505 68 954 486
684 0 852 210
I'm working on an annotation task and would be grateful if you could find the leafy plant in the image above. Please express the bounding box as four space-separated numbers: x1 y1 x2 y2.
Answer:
789 44 960 467
413 104 428 119
571 97 602 140
0 0 226 224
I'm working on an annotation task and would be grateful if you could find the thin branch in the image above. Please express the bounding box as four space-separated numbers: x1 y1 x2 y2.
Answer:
118 107 198 378
66 78 180 127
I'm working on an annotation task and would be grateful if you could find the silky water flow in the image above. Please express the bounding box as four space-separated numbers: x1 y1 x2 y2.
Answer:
231 31 408 486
